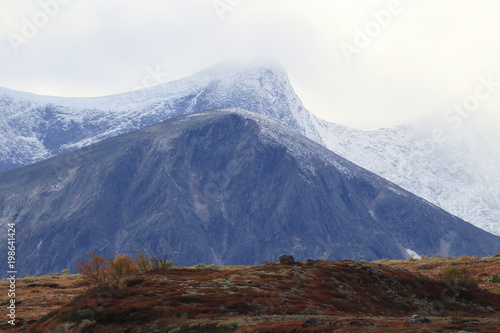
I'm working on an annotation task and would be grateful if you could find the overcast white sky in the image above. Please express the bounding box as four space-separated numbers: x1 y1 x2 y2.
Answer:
0 0 499 129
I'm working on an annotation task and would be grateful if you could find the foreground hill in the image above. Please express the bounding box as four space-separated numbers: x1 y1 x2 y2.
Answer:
1 109 499 276
1 257 499 332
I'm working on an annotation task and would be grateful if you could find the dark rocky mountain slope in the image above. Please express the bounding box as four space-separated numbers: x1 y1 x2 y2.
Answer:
1 109 498 276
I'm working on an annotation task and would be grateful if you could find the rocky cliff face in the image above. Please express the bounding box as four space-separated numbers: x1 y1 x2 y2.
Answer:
1 109 498 276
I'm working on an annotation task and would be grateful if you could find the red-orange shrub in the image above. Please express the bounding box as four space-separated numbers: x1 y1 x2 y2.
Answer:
108 254 137 282
76 253 109 286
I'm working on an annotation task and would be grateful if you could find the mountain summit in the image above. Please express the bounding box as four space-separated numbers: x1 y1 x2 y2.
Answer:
0 61 320 172
1 109 498 276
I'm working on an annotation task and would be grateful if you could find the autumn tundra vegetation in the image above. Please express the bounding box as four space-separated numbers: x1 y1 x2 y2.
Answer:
0 254 499 332
75 252 173 286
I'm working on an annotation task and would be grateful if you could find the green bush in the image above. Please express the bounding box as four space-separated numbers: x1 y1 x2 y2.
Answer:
439 266 478 288
149 257 174 271
487 273 500 283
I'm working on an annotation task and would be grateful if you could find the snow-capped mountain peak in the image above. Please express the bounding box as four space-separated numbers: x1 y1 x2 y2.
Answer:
1 61 498 236
0 61 320 170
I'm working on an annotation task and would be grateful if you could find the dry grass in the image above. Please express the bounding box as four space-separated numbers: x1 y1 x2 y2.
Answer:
0 273 84 327
0 255 498 332
374 254 500 293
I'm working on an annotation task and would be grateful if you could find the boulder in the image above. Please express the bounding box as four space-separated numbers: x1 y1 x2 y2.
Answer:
302 319 321 327
326 321 343 326
363 267 381 276
409 315 432 324
279 254 296 265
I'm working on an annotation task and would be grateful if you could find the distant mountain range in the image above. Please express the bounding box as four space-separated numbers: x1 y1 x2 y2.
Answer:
315 116 500 237
1 109 498 276
1 61 498 236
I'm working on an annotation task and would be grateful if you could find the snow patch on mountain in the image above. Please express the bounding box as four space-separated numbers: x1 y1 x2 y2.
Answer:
405 249 422 260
